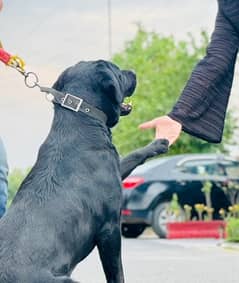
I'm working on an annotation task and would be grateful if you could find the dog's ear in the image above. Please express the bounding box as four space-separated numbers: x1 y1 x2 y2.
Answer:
100 76 121 104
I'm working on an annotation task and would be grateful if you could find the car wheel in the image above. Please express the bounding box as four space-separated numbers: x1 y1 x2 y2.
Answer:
152 201 185 238
121 224 146 238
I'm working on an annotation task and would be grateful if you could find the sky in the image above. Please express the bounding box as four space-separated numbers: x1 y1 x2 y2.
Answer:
0 0 234 169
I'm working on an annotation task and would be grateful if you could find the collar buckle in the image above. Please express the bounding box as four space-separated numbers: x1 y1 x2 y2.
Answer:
61 93 83 112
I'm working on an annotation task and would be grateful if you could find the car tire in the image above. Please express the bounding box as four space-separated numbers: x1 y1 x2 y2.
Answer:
121 224 146 238
152 201 185 238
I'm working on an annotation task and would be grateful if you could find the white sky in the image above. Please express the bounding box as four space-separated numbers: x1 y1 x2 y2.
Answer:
1 0 235 169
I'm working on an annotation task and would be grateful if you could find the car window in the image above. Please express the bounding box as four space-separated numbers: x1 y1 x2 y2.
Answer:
179 159 225 176
220 161 239 178
131 157 169 175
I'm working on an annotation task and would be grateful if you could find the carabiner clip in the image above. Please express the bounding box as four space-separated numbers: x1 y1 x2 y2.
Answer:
0 47 40 89
7 55 26 73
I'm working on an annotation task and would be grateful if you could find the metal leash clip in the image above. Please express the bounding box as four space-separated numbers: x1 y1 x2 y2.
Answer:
14 67 40 89
0 48 42 91
6 54 39 89
23 71 40 89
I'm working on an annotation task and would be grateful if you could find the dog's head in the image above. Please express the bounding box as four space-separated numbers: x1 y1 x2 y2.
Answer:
52 60 137 127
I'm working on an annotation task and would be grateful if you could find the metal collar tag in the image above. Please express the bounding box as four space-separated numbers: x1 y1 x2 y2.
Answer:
61 94 83 112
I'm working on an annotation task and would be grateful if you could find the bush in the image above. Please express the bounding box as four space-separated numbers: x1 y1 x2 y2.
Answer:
8 168 30 206
226 218 239 242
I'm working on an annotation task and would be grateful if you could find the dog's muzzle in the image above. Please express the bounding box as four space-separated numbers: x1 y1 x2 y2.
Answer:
120 102 132 116
120 70 136 116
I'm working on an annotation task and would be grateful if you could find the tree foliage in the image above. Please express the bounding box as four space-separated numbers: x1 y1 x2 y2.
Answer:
112 27 235 156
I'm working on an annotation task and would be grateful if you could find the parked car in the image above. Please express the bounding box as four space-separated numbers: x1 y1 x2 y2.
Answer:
121 153 239 238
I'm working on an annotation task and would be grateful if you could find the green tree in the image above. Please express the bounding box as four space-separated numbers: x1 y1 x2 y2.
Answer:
113 27 235 156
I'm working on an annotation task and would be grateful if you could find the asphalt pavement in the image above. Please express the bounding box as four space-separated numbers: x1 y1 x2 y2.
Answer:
71 231 239 283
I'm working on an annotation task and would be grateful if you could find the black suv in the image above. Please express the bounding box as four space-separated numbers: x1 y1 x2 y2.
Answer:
121 154 239 238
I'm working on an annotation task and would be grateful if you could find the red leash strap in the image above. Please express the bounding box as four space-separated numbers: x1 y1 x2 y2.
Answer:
0 48 11 65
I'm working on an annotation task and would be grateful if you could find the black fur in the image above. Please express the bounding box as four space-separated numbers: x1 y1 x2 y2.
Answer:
120 139 169 180
0 60 168 283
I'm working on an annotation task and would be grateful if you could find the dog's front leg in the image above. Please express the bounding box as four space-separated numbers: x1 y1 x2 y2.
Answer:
120 139 169 180
97 225 124 283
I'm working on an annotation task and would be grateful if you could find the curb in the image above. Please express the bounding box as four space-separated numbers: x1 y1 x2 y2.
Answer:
218 241 239 252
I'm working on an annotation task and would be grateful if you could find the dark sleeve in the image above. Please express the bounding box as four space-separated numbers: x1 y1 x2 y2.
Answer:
168 4 239 143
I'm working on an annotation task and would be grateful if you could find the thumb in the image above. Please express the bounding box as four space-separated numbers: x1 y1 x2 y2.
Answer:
139 119 156 130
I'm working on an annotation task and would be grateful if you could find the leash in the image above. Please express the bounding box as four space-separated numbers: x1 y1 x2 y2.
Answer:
0 46 107 124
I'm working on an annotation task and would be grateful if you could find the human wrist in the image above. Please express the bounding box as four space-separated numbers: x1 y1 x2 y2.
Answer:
166 114 182 130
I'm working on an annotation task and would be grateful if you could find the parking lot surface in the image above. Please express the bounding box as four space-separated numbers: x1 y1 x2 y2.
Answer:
72 233 239 283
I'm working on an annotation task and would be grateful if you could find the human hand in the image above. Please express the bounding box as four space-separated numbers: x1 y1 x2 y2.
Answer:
139 115 182 146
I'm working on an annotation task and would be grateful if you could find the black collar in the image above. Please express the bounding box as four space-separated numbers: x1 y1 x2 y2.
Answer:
40 87 107 124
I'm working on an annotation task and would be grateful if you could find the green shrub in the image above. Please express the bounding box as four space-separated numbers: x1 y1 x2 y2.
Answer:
8 168 30 206
226 218 239 242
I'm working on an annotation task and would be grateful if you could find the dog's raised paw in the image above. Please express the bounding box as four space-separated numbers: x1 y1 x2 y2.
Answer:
148 139 169 156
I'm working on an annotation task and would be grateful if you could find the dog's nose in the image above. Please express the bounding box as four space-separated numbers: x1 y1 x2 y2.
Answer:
123 70 136 81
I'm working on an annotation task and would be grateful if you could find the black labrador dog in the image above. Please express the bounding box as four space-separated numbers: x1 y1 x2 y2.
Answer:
0 60 168 283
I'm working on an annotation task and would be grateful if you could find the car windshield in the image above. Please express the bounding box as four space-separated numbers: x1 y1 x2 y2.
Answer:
131 157 169 175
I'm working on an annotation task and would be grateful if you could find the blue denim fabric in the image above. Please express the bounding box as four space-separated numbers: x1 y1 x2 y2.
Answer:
0 137 8 218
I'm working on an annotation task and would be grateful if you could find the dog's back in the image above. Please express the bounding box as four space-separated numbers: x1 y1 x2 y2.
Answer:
0 117 123 283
